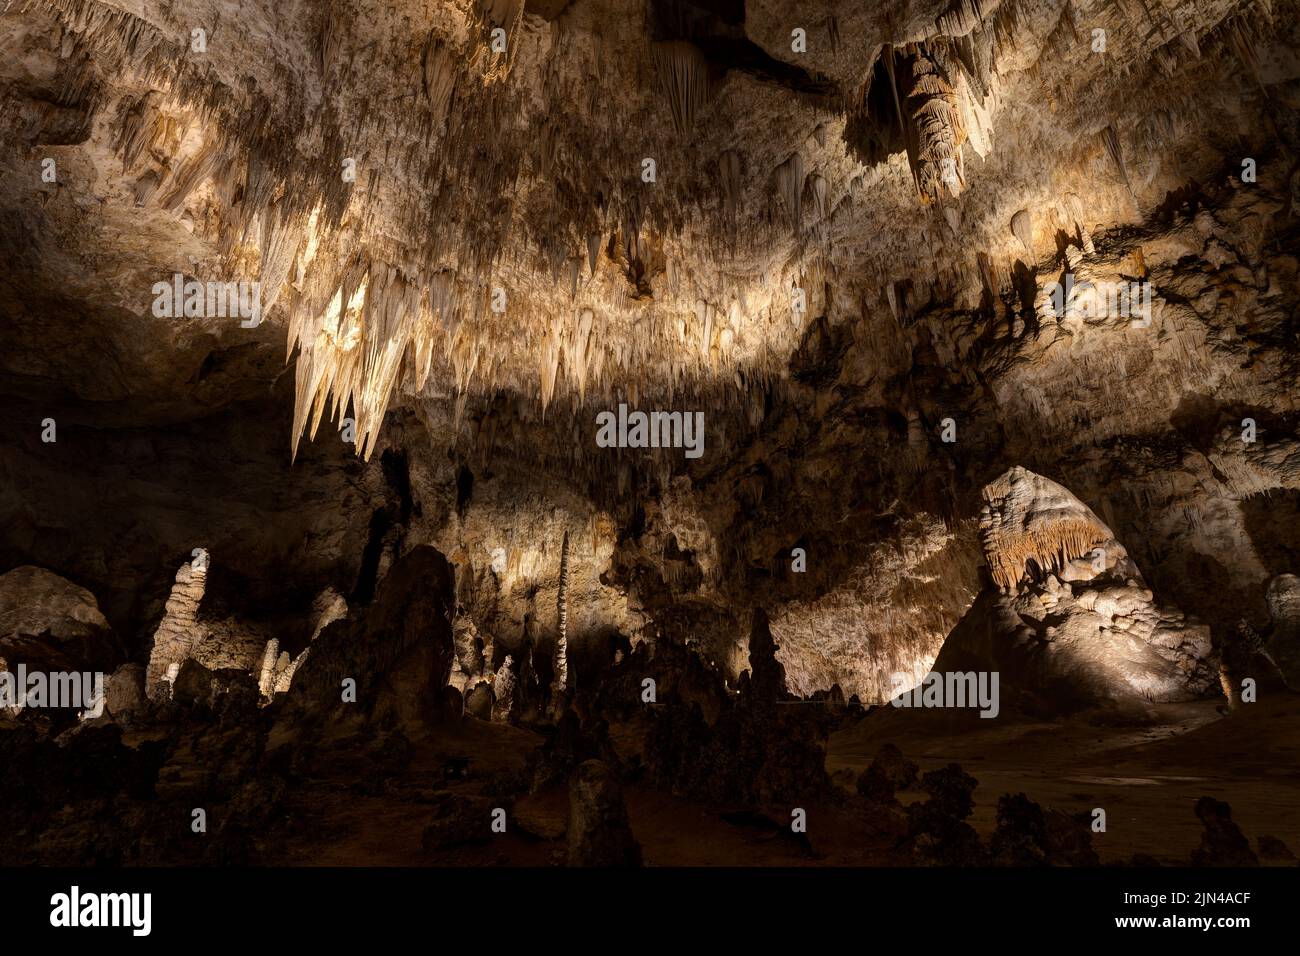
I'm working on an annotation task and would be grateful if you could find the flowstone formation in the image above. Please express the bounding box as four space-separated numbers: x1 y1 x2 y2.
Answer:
933 467 1216 714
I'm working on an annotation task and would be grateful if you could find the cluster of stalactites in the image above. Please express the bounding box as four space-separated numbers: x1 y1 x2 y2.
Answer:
978 467 1115 592
36 0 840 462
897 43 969 203
652 40 713 135
282 241 821 459
288 256 451 461
981 520 1112 592
854 36 996 206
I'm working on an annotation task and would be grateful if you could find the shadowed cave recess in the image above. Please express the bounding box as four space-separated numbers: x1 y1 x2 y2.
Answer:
0 0 1299 870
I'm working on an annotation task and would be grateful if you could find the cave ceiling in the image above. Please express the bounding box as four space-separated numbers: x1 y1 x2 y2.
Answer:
1 0 1298 700
3 1 1286 436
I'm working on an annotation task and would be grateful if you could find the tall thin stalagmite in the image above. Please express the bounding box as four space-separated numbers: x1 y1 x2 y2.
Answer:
554 530 570 695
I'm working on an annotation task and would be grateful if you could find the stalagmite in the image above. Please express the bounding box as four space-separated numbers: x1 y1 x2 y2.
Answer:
928 465 1220 711
552 530 570 697
146 560 208 700
258 638 280 698
275 650 308 694
492 655 516 722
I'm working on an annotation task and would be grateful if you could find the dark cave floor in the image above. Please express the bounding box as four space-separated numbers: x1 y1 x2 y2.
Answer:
185 695 1300 867
832 695 1300 865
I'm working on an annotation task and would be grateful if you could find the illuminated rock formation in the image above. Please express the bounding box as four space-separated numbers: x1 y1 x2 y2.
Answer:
146 560 208 700
931 467 1216 713
256 638 280 699
552 529 571 704
0 566 120 674
492 655 516 722
0 0 1297 871
979 467 1123 594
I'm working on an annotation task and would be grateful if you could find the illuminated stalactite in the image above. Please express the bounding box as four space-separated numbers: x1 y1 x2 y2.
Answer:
979 468 1113 593
902 52 964 201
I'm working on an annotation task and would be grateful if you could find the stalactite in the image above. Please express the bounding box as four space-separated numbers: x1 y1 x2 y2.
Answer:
1226 17 1265 92
775 152 804 227
470 0 524 83
258 203 301 316
807 172 828 221
718 150 742 244
980 468 1115 591
25 0 1266 475
651 40 712 135
157 138 220 210
899 44 968 203
116 89 164 171
1010 209 1033 258
1100 125 1134 198
318 0 343 75
935 0 985 37
421 33 458 128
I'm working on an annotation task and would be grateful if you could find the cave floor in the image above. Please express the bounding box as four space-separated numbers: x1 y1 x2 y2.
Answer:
269 716 898 866
830 695 1300 864
245 696 1300 866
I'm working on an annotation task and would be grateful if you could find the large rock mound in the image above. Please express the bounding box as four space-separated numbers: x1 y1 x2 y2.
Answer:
273 546 456 742
930 467 1215 715
0 566 121 673
567 759 641 867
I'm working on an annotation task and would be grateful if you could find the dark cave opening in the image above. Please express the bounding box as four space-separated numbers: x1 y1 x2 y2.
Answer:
649 0 835 97
455 462 475 516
